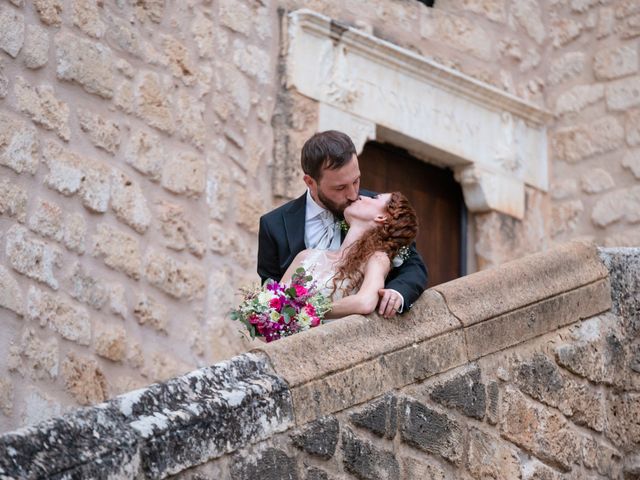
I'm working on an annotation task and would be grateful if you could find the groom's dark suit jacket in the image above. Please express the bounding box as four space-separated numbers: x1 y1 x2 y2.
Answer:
257 191 429 310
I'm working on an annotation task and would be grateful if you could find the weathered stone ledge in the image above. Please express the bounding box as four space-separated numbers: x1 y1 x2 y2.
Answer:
0 353 293 479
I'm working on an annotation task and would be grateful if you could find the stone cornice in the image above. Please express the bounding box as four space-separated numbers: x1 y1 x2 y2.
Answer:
290 9 554 126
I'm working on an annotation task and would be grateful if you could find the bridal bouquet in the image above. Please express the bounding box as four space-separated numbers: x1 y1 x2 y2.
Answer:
231 268 331 343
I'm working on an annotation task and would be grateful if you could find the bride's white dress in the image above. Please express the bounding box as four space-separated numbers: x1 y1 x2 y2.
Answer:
300 249 352 301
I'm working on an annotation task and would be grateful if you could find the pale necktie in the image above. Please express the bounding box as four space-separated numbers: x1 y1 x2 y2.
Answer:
315 211 337 250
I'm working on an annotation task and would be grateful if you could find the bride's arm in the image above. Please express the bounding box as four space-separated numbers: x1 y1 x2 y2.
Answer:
280 250 310 285
326 252 391 319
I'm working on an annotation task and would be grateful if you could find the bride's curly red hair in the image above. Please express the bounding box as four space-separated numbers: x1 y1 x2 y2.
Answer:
331 192 418 295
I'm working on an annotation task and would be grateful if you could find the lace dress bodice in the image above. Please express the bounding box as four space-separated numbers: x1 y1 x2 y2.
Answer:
300 249 352 301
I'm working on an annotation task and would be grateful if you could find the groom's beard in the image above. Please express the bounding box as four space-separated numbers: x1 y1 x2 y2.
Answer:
317 189 352 220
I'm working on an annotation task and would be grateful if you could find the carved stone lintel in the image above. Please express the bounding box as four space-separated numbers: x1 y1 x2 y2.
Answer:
318 103 376 155
455 166 525 220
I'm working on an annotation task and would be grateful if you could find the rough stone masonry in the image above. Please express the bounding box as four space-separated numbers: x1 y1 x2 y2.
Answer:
1 243 638 479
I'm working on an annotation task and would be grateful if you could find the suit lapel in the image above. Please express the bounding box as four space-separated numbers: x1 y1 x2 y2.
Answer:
283 193 307 256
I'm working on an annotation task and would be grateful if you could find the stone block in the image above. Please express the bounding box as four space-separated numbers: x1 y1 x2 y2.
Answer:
606 76 640 111
0 179 27 222
550 16 582 48
124 129 165 181
6 224 62 290
554 84 604 116
110 170 151 233
161 35 196 86
0 111 39 176
548 52 585 85
0 401 139 479
14 77 70 141
34 0 63 26
192 11 214 58
304 466 330 480
108 283 126 319
77 108 121 154
580 168 615 194
555 314 627 387
594 44 639 80
176 91 206 148
419 9 493 60
349 393 397 440
400 456 447 480
467 427 521 479
27 286 91 345
219 0 252 36
597 7 615 38
599 247 640 334
550 199 583 238
237 193 265 234
429 365 486 420
135 71 174 133
94 323 126 362
400 399 464 464
72 0 106 38
621 14 640 39
43 140 111 212
67 262 108 310
92 223 143 280
207 167 232 220
514 353 605 432
158 201 205 258
606 392 640 449
28 198 64 242
0 377 13 416
63 212 86 254
512 0 546 44
0 61 8 98
133 293 168 332
23 24 48 69
0 265 25 316
290 416 339 459
230 448 298 480
553 116 624 163
0 4 24 58
501 386 579 471
622 148 640 179
232 40 271 84
8 327 59 380
464 278 612 360
144 249 206 300
161 152 206 197
626 110 640 146
591 186 640 227
434 241 609 327
55 31 114 99
341 427 400 479
62 352 108 405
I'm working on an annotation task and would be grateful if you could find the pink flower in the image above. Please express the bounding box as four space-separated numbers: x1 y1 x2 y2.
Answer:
269 297 282 310
310 316 320 327
305 304 316 316
294 284 307 297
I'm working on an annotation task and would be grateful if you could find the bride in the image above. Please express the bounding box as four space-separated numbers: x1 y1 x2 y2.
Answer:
281 192 418 319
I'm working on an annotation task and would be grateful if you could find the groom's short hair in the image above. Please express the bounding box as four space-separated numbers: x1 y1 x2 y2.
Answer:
301 130 357 181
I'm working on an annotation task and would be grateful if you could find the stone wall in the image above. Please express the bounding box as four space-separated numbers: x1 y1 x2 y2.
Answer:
0 0 277 433
1 242 639 479
1 0 639 438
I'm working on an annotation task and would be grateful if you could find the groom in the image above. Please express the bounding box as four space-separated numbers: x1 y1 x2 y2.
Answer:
257 130 428 317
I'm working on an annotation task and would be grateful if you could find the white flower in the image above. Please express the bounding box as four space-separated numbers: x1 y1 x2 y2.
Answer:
258 290 275 305
392 255 404 268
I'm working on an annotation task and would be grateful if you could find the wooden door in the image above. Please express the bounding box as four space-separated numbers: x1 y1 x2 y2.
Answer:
359 142 465 287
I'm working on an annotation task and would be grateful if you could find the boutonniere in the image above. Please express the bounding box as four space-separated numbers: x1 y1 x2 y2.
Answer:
338 220 349 233
392 246 411 268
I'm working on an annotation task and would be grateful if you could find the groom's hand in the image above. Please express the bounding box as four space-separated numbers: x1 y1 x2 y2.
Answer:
378 289 403 318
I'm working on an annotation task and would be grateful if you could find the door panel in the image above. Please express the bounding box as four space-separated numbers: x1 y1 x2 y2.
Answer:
359 142 464 287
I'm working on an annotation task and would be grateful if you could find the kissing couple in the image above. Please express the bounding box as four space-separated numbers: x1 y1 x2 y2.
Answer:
258 130 428 320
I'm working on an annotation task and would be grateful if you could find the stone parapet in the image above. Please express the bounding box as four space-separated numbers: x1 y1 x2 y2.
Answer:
0 353 293 479
0 242 634 479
